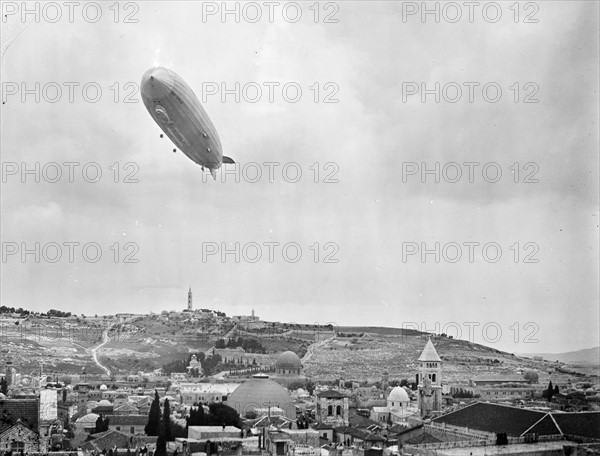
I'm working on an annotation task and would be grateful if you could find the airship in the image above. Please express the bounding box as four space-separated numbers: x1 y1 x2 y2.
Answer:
140 67 234 179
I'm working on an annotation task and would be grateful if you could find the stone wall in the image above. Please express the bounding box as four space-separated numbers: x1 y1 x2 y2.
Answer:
0 424 41 453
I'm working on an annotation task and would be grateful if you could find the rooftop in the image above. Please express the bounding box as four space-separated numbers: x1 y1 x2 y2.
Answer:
0 399 39 433
418 338 441 362
433 402 600 439
317 390 347 399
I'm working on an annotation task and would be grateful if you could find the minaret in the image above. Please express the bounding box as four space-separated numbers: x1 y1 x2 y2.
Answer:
417 337 443 417
188 287 193 311
251 308 255 320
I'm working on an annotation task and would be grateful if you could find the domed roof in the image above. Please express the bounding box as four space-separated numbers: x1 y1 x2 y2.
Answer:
276 351 302 370
523 370 538 381
388 386 409 403
98 399 112 406
227 374 294 419
100 384 107 390
76 413 100 425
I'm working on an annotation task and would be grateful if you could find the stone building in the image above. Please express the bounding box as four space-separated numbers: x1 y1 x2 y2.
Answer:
417 338 443 417
0 421 40 453
370 386 410 424
186 354 204 378
316 390 349 427
275 351 302 376
106 414 148 435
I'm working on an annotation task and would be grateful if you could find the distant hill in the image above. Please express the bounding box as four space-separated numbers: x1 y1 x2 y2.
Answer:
518 347 600 364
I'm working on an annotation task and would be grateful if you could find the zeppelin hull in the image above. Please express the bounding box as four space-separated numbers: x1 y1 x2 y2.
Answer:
141 67 223 170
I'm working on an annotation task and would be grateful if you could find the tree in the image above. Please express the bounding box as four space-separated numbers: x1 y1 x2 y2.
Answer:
156 422 167 456
94 415 109 434
0 377 7 395
163 399 172 442
187 405 205 430
546 381 554 402
145 390 161 436
205 403 241 427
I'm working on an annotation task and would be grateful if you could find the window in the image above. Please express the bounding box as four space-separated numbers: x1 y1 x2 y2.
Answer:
336 405 341 416
328 405 333 416
131 426 135 434
116 426 121 431
432 374 436 382
11 441 25 452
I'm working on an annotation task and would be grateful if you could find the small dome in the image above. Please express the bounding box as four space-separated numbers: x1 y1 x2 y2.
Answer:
100 384 108 390
276 351 302 371
76 413 100 425
523 370 538 382
98 399 112 406
388 386 409 403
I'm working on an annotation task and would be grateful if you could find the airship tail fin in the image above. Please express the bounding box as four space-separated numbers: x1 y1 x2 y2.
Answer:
222 156 235 164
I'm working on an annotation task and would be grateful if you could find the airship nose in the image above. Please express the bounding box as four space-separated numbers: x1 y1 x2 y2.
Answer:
141 67 174 99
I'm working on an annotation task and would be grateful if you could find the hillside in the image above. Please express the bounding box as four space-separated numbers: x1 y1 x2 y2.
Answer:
518 347 600 365
1 312 597 386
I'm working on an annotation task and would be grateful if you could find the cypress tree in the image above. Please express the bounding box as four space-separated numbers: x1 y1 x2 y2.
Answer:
547 381 554 402
0 377 8 395
145 390 161 436
156 423 167 456
163 398 172 442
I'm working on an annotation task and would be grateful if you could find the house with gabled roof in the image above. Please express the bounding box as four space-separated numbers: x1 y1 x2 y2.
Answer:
113 402 139 415
105 414 148 435
0 420 40 453
82 429 132 452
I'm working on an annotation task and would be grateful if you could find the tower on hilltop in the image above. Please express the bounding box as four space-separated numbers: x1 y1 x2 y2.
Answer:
188 287 193 311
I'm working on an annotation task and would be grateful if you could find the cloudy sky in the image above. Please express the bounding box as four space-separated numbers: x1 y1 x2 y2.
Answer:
1 1 598 354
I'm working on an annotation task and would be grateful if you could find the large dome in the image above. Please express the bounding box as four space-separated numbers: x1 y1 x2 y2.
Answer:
388 386 409 404
227 374 295 419
276 351 302 370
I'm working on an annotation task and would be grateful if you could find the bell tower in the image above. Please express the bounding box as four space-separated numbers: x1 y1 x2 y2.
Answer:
187 287 193 311
417 337 443 417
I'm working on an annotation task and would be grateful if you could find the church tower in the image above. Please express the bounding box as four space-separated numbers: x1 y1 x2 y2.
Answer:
417 337 443 417
188 287 193 311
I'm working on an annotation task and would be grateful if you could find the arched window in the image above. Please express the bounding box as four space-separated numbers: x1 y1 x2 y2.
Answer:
327 405 333 416
432 374 436 382
336 405 341 416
